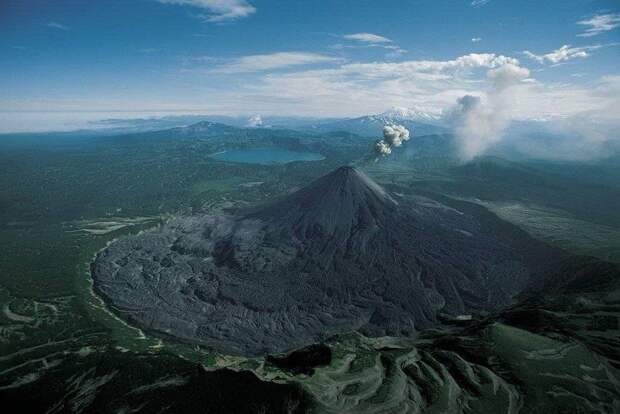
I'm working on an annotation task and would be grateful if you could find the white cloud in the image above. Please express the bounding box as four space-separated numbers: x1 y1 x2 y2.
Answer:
487 63 530 89
340 33 407 56
332 53 519 79
227 52 618 128
471 37 482 43
523 44 599 64
209 52 339 73
513 77 620 121
225 53 523 118
383 45 407 56
47 21 69 31
156 0 256 22
343 33 392 44
577 13 620 37
471 0 491 7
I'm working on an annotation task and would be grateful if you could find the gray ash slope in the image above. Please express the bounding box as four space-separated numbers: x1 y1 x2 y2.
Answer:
92 166 562 357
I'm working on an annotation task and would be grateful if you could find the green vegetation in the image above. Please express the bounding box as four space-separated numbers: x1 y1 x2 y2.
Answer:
0 127 359 411
1 126 619 412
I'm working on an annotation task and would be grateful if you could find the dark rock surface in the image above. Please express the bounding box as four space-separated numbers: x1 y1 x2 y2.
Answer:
1 348 310 414
92 166 563 356
266 344 332 375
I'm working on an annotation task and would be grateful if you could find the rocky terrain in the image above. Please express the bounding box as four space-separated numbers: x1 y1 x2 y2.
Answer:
92 166 570 357
283 260 620 413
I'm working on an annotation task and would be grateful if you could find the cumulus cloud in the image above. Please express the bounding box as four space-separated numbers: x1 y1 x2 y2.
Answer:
375 124 411 156
156 0 256 22
47 21 70 31
207 52 525 118
210 52 338 73
578 13 620 37
324 53 519 80
471 37 482 43
452 63 530 161
247 114 263 127
487 63 530 89
471 0 491 7
523 44 601 64
343 33 392 44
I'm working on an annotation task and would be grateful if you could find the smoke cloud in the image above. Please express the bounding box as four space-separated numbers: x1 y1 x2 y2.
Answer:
375 124 411 156
247 114 263 127
452 63 530 161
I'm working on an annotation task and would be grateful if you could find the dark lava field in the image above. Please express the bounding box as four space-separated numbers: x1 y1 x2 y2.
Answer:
93 166 610 358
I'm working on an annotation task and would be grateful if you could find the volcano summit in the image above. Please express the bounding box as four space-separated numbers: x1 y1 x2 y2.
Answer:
92 166 560 356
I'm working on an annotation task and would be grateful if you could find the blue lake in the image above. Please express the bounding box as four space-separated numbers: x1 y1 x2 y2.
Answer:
209 148 325 165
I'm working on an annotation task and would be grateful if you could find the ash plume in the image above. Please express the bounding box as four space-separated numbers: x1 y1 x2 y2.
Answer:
247 114 263 127
375 124 411 156
452 63 530 161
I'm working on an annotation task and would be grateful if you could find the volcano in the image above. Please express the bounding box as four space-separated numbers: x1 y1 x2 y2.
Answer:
92 166 563 356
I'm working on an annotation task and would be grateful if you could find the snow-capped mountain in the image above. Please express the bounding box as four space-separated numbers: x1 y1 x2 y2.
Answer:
376 107 444 125
306 107 447 137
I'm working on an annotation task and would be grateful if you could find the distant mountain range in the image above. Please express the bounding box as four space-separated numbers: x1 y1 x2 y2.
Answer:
302 107 446 137
90 115 340 133
85 110 619 163
88 107 446 138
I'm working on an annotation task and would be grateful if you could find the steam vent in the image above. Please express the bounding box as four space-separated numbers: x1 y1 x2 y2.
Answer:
92 166 560 356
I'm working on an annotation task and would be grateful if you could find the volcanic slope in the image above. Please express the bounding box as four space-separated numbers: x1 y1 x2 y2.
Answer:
92 166 562 356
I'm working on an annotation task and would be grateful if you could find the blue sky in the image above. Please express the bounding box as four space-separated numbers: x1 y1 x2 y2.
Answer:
1 0 619 121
